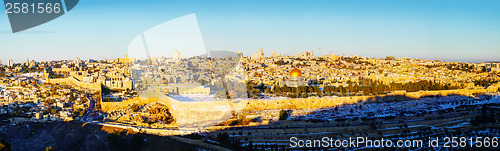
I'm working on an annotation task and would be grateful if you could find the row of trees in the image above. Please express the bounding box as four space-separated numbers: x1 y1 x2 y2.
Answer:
445 63 475 72
0 67 6 77
216 75 496 100
0 65 45 74
244 79 463 98
474 78 499 87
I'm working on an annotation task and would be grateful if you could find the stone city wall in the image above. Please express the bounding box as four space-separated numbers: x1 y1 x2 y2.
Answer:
168 99 234 128
244 89 490 111
100 88 496 129
400 89 487 99
102 88 493 114
47 77 102 92
101 97 169 112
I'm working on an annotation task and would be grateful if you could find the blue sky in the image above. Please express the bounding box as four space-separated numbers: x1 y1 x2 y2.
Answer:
0 0 499 63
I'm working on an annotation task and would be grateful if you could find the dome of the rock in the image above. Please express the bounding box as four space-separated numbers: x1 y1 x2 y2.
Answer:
290 68 302 77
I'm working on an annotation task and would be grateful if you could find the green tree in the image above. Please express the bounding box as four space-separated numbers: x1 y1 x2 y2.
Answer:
279 109 289 120
69 92 75 102
131 104 140 112
307 86 314 93
264 86 271 94
78 109 87 116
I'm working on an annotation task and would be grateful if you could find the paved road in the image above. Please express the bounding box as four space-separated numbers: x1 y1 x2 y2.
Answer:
81 95 97 122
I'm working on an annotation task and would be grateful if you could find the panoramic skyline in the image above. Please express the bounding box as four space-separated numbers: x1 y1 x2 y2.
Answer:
2 1 500 150
1 0 499 63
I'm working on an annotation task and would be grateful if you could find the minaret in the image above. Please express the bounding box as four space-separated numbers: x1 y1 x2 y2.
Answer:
26 57 29 66
258 48 264 57
237 51 243 58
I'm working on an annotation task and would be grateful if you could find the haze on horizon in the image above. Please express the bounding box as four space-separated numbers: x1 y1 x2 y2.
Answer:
0 0 499 64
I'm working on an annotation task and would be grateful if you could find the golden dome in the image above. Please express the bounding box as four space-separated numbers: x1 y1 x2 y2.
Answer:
290 68 302 77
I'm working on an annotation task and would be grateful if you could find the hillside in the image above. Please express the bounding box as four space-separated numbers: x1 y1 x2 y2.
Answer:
0 121 205 151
